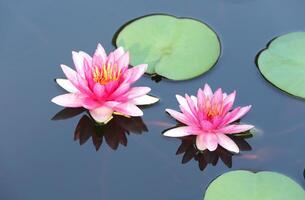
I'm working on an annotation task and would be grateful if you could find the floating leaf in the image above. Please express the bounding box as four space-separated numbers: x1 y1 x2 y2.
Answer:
204 170 305 200
114 15 221 80
257 32 305 98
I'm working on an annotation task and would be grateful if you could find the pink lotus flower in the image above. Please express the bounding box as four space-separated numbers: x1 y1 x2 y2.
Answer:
163 84 253 153
52 44 159 123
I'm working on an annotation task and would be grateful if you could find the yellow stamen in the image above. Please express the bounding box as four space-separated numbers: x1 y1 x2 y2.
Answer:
92 64 121 85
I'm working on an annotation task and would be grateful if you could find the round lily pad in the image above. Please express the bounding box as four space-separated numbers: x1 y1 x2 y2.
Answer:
204 170 305 200
114 14 221 80
257 32 305 98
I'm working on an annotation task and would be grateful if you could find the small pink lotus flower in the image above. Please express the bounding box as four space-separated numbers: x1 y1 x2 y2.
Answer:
164 84 253 153
52 44 159 123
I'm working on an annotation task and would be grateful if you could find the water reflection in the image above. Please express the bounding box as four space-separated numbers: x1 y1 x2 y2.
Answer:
175 134 252 171
52 108 148 151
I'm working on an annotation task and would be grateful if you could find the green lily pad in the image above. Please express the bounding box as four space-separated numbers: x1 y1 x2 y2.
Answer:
204 170 305 200
114 14 221 80
257 32 305 98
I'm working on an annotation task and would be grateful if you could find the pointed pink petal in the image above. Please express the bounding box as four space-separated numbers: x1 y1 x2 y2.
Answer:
124 64 147 83
60 64 78 88
76 74 94 97
163 126 192 137
217 124 254 134
113 47 125 60
55 79 78 93
200 120 214 131
211 88 223 108
106 52 115 66
165 108 189 125
82 97 101 110
221 91 236 114
108 83 130 99
114 102 143 116
226 105 252 125
79 51 92 64
72 51 85 77
83 58 95 90
185 94 198 116
204 133 218 151
105 80 119 94
176 95 196 120
93 43 107 67
51 93 83 107
196 134 207 151
203 84 213 97
124 87 151 100
116 52 129 68
131 95 159 105
89 106 113 123
216 133 239 153
93 83 105 99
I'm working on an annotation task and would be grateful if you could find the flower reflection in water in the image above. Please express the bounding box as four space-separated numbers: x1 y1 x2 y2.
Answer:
175 133 252 171
52 108 148 151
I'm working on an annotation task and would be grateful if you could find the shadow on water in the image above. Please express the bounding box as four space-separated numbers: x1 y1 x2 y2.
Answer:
52 108 148 151
175 134 252 171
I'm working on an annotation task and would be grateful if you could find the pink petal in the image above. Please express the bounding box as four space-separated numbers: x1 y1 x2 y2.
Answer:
93 83 105 99
60 64 78 88
200 120 214 131
176 95 196 119
83 58 95 90
217 124 254 134
216 133 239 153
163 126 192 137
51 93 83 107
131 95 159 105
203 83 213 98
108 83 130 99
114 102 143 116
89 106 113 123
79 51 92 64
185 94 198 116
105 80 119 94
106 52 115 66
204 133 218 151
226 105 252 125
165 108 189 125
76 74 94 97
221 91 236 114
124 64 148 83
124 87 151 100
82 97 101 110
93 43 107 67
55 79 78 93
113 47 125 60
211 88 223 108
196 134 207 151
116 52 129 69
72 51 85 77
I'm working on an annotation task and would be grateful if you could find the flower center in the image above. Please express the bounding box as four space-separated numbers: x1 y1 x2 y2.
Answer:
93 64 121 85
205 101 223 118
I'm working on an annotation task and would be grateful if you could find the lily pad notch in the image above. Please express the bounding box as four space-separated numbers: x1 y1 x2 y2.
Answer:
204 170 305 200
256 32 305 99
113 14 221 81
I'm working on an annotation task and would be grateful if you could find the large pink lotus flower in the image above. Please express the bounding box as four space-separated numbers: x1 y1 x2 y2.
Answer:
52 44 159 123
163 84 253 153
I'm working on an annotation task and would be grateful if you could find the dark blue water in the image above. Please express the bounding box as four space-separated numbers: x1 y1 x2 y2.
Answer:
1 0 305 199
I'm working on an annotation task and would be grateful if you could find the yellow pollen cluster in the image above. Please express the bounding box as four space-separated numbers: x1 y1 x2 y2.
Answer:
93 64 121 85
